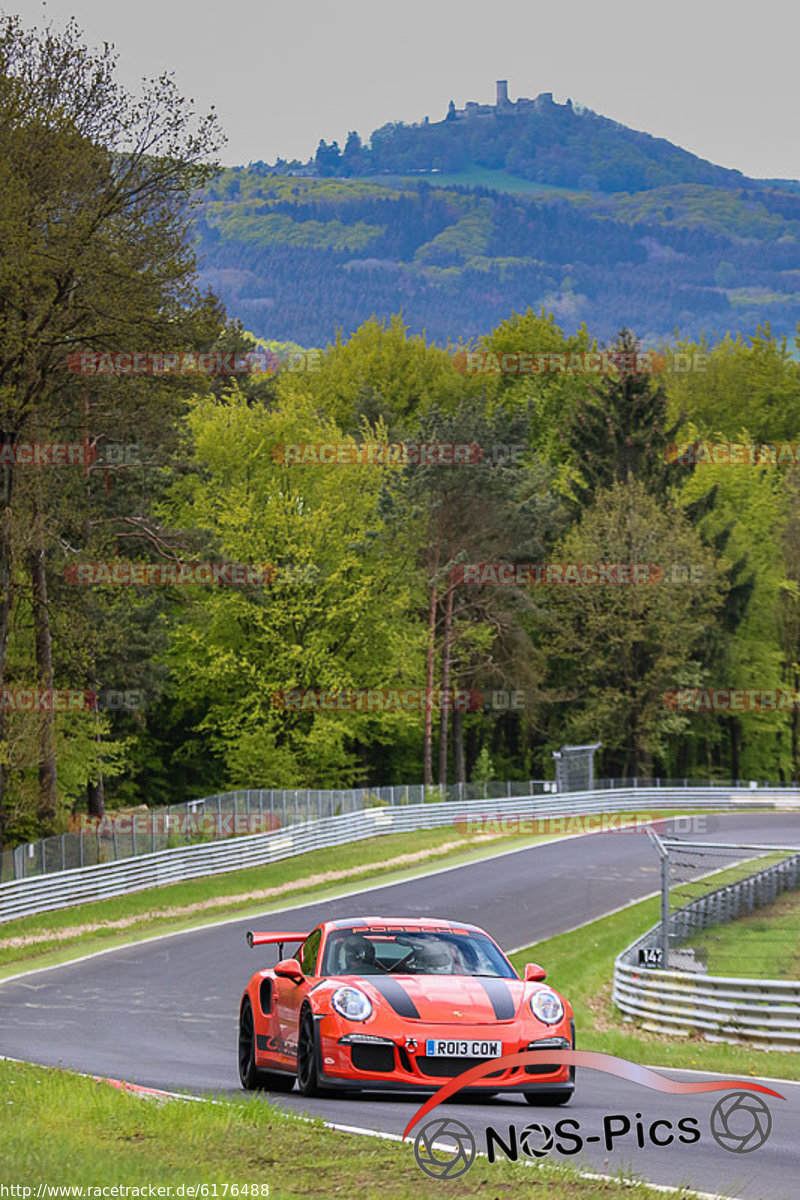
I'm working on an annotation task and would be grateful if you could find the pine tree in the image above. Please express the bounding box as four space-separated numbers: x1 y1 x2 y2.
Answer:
566 328 690 503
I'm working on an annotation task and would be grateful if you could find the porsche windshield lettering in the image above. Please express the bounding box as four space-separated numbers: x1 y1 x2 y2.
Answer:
320 928 516 977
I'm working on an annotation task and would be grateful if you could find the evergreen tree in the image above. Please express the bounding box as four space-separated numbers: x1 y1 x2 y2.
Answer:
565 328 690 503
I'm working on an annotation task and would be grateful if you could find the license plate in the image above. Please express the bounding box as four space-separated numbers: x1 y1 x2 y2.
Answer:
425 1039 501 1057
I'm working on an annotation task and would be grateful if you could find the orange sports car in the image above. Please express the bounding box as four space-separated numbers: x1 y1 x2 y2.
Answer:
238 916 575 1103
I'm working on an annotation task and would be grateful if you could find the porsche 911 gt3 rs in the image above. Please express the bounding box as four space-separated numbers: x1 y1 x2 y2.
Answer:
238 916 575 1104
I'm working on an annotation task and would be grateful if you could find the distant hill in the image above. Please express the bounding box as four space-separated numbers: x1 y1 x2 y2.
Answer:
311 85 751 194
195 86 800 347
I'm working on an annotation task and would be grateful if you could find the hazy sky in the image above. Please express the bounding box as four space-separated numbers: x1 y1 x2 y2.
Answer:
8 0 799 180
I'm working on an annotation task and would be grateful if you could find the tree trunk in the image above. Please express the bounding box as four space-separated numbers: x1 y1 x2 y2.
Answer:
728 715 741 784
786 662 800 782
30 499 58 832
453 706 466 785
438 583 454 786
423 542 441 787
0 456 12 857
86 703 105 818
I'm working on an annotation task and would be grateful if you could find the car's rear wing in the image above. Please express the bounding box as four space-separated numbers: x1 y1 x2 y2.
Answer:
246 930 308 952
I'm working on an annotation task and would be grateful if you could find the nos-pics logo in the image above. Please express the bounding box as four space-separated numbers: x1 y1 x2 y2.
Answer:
404 1050 782 1181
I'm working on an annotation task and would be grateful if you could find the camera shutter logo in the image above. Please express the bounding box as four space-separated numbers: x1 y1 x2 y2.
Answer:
520 1122 554 1158
710 1091 772 1153
413 1118 476 1179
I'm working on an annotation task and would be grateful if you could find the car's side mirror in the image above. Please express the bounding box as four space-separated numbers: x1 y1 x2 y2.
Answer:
524 963 547 982
275 957 304 983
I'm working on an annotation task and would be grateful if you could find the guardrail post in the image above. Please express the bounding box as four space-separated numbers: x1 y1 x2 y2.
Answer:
661 849 670 965
132 820 136 857
112 821 118 860
60 834 65 872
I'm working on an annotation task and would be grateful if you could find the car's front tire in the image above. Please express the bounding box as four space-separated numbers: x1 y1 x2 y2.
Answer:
296 1006 326 1096
238 998 295 1092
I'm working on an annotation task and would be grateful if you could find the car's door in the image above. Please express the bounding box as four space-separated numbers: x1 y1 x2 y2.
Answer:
276 927 322 1057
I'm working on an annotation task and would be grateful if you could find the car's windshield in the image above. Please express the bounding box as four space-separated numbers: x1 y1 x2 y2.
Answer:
321 926 516 978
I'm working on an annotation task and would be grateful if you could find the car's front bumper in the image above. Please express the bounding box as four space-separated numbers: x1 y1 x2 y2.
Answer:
314 1016 574 1093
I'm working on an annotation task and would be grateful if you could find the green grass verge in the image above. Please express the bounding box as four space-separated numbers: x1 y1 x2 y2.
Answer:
509 854 800 1081
367 166 583 197
682 886 800 979
0 1058 700 1198
0 811 712 978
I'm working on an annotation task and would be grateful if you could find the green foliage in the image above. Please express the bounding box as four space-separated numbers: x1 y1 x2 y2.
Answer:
472 746 494 785
666 328 800 443
196 167 800 349
543 478 724 776
157 385 424 788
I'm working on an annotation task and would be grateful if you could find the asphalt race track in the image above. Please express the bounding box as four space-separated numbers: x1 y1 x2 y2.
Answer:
2 815 800 1198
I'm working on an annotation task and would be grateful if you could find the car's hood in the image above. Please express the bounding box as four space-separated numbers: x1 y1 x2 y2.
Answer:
358 974 528 1024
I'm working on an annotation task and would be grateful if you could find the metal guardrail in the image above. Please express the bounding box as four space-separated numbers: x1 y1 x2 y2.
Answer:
614 847 800 1051
4 775 792 885
1 784 796 924
0 780 554 884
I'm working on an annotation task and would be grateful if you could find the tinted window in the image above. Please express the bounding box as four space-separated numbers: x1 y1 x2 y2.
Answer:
299 928 322 975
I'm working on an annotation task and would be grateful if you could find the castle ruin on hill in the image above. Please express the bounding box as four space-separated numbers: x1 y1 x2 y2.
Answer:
447 80 572 121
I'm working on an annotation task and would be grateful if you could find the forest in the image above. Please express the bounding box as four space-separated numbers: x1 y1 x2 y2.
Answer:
195 169 800 346
3 306 799 849
2 15 800 852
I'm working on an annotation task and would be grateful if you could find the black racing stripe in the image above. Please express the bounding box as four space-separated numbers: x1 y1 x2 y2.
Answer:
367 977 421 1019
477 977 515 1020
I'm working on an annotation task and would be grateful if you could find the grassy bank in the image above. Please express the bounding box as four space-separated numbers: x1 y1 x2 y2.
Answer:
0 1058 703 1198
682 887 800 979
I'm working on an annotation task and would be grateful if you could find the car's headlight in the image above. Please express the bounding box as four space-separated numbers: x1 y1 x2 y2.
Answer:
331 985 373 1021
530 989 564 1024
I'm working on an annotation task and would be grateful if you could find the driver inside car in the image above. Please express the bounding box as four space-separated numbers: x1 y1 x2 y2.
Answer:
413 939 463 974
341 935 380 974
